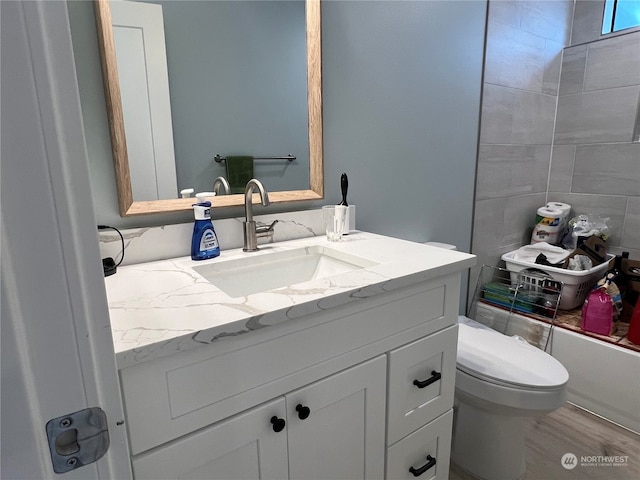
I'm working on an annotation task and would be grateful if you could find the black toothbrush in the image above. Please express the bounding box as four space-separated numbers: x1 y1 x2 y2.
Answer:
338 173 348 206
338 173 349 234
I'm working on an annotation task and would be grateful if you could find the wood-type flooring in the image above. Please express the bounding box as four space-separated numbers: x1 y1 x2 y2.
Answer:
450 403 640 480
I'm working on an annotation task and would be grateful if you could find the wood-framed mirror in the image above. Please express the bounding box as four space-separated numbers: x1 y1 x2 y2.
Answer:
94 0 323 216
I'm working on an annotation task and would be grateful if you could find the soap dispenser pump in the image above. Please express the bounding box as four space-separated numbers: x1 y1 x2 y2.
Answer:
191 192 220 260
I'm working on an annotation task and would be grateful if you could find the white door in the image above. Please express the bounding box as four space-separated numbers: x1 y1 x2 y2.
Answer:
1 1 131 478
286 356 387 480
110 0 178 201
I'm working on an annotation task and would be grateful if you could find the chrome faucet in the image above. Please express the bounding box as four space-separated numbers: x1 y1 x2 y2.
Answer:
212 176 230 196
243 179 278 252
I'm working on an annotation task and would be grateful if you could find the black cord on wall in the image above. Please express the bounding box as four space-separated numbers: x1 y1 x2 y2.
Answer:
98 225 125 276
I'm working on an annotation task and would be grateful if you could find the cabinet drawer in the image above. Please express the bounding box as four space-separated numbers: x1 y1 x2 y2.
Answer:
387 325 457 445
386 409 453 480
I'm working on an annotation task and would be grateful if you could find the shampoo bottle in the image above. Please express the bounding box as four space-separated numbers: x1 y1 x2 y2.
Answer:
191 192 220 260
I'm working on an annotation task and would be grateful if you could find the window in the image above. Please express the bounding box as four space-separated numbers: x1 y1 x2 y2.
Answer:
602 0 640 34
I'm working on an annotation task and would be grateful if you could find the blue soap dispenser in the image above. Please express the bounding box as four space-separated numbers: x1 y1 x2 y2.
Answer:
191 192 220 260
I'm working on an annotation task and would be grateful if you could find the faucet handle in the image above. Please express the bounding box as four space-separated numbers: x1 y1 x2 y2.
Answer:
255 220 278 238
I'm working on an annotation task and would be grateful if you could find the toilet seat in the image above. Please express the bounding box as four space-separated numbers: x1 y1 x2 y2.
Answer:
455 366 567 413
457 315 569 390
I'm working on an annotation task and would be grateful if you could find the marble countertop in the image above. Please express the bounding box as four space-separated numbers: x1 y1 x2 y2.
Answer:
105 232 475 368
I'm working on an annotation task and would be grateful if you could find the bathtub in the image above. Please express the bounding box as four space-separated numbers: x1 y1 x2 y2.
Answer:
473 302 640 434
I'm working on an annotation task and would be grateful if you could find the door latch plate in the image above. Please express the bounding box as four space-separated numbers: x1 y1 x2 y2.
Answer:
45 407 109 473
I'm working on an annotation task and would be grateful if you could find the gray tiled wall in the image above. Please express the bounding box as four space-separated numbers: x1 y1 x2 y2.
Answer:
549 29 640 259
471 2 640 310
571 0 606 45
471 0 573 301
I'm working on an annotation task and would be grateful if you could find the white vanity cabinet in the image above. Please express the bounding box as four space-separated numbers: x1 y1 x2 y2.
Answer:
113 249 471 480
132 357 386 480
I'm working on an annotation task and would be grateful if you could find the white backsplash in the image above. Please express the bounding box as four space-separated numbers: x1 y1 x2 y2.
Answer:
99 207 355 266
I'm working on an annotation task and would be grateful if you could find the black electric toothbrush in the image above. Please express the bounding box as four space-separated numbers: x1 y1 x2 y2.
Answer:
338 173 349 234
338 173 348 206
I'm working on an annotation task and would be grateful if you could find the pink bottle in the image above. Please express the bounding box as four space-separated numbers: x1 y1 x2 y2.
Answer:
582 287 613 336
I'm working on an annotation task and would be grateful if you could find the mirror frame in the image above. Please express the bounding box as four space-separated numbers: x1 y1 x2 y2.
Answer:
94 0 323 216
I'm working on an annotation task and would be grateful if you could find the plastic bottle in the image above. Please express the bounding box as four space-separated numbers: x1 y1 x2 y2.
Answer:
191 192 220 261
581 286 613 336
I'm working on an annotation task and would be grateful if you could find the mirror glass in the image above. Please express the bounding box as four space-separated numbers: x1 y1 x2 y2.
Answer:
95 0 323 216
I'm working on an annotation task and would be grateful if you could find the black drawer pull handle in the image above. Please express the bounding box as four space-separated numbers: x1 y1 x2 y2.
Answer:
413 370 442 389
295 404 311 420
270 416 286 432
409 455 436 477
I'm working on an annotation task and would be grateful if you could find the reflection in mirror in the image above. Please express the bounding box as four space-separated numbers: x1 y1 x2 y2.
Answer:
94 0 323 216
109 0 177 201
212 176 230 196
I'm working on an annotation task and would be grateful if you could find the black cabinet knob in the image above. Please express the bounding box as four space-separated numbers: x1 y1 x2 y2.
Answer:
295 404 311 420
413 370 442 389
409 455 436 477
270 416 286 432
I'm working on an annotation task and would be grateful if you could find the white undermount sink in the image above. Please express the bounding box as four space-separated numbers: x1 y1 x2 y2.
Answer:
192 245 378 298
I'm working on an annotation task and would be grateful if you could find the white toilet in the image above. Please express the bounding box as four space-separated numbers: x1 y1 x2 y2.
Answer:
451 315 569 480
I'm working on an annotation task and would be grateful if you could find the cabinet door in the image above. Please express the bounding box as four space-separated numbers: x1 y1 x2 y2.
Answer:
131 398 288 480
286 356 387 480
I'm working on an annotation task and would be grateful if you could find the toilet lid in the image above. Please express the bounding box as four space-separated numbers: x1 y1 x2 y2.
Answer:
457 316 569 389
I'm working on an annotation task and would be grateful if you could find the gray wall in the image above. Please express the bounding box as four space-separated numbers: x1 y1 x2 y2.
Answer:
321 1 486 247
70 0 487 257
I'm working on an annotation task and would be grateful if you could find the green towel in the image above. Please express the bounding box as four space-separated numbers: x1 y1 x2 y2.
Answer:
225 156 254 194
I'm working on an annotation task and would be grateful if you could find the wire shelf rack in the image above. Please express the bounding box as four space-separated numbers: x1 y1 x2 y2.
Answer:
469 265 564 352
